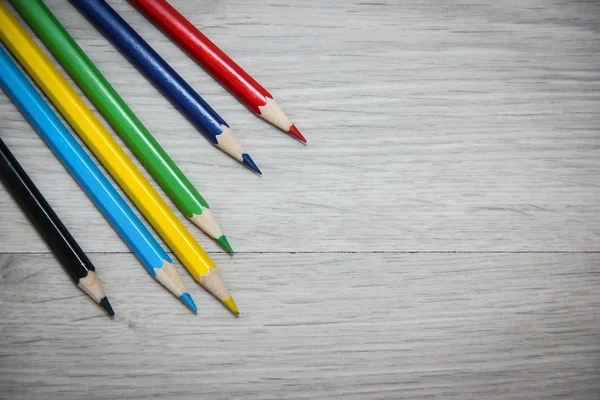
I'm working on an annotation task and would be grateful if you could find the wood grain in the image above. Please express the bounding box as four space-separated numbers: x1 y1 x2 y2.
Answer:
1 0 599 253
0 0 599 398
1 252 599 399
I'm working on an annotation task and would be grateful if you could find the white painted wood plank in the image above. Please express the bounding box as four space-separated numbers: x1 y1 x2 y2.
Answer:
1 0 599 253
1 1 599 397
0 252 599 399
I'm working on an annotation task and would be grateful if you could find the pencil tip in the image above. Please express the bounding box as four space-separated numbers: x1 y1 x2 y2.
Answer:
242 153 262 175
288 125 307 143
216 235 234 254
100 297 115 316
222 296 240 316
180 292 198 313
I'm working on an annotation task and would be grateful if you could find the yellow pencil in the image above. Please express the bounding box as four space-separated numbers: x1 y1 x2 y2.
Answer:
0 3 238 315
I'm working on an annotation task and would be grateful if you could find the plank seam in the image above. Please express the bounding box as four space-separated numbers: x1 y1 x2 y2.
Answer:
1 251 600 255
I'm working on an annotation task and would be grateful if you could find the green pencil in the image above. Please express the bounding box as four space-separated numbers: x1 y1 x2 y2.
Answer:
11 0 233 253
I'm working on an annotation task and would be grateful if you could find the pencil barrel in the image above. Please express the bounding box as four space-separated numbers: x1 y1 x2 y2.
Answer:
0 138 93 283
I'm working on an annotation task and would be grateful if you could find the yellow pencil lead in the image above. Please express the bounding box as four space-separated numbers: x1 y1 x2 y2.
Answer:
222 297 239 316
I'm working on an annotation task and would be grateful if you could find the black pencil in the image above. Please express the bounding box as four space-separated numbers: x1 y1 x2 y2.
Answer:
0 138 114 316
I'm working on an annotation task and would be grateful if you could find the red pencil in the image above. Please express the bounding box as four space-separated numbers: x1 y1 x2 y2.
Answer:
129 0 306 143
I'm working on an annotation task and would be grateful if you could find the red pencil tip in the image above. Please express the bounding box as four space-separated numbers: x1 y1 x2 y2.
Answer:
288 125 307 143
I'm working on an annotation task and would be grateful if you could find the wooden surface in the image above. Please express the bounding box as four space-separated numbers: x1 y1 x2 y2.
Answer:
0 0 599 398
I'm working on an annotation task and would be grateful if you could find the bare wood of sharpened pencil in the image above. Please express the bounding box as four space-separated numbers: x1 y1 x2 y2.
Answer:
77 271 107 304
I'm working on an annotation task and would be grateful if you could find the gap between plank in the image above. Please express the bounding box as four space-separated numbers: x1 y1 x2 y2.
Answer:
1 251 600 255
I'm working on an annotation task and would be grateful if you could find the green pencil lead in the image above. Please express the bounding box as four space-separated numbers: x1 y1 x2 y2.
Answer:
216 235 234 254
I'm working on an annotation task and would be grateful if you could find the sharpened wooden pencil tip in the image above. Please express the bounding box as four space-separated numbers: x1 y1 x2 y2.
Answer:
242 153 262 175
179 292 198 313
288 125 307 143
100 297 115 316
216 235 234 254
222 297 240 316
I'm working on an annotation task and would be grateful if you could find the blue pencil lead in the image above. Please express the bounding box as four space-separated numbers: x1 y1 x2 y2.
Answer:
242 153 262 175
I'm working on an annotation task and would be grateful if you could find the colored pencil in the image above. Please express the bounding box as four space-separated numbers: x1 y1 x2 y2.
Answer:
71 0 261 175
0 137 114 316
0 47 196 314
129 0 306 143
0 4 238 316
10 0 232 253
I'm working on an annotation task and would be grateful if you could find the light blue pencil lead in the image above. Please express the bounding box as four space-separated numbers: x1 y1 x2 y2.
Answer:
180 293 198 313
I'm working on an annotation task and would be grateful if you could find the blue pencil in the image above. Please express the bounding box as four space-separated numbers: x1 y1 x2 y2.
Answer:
71 0 261 174
0 47 197 313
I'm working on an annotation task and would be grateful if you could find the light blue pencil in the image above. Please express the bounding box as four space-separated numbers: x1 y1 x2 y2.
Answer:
0 46 197 313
